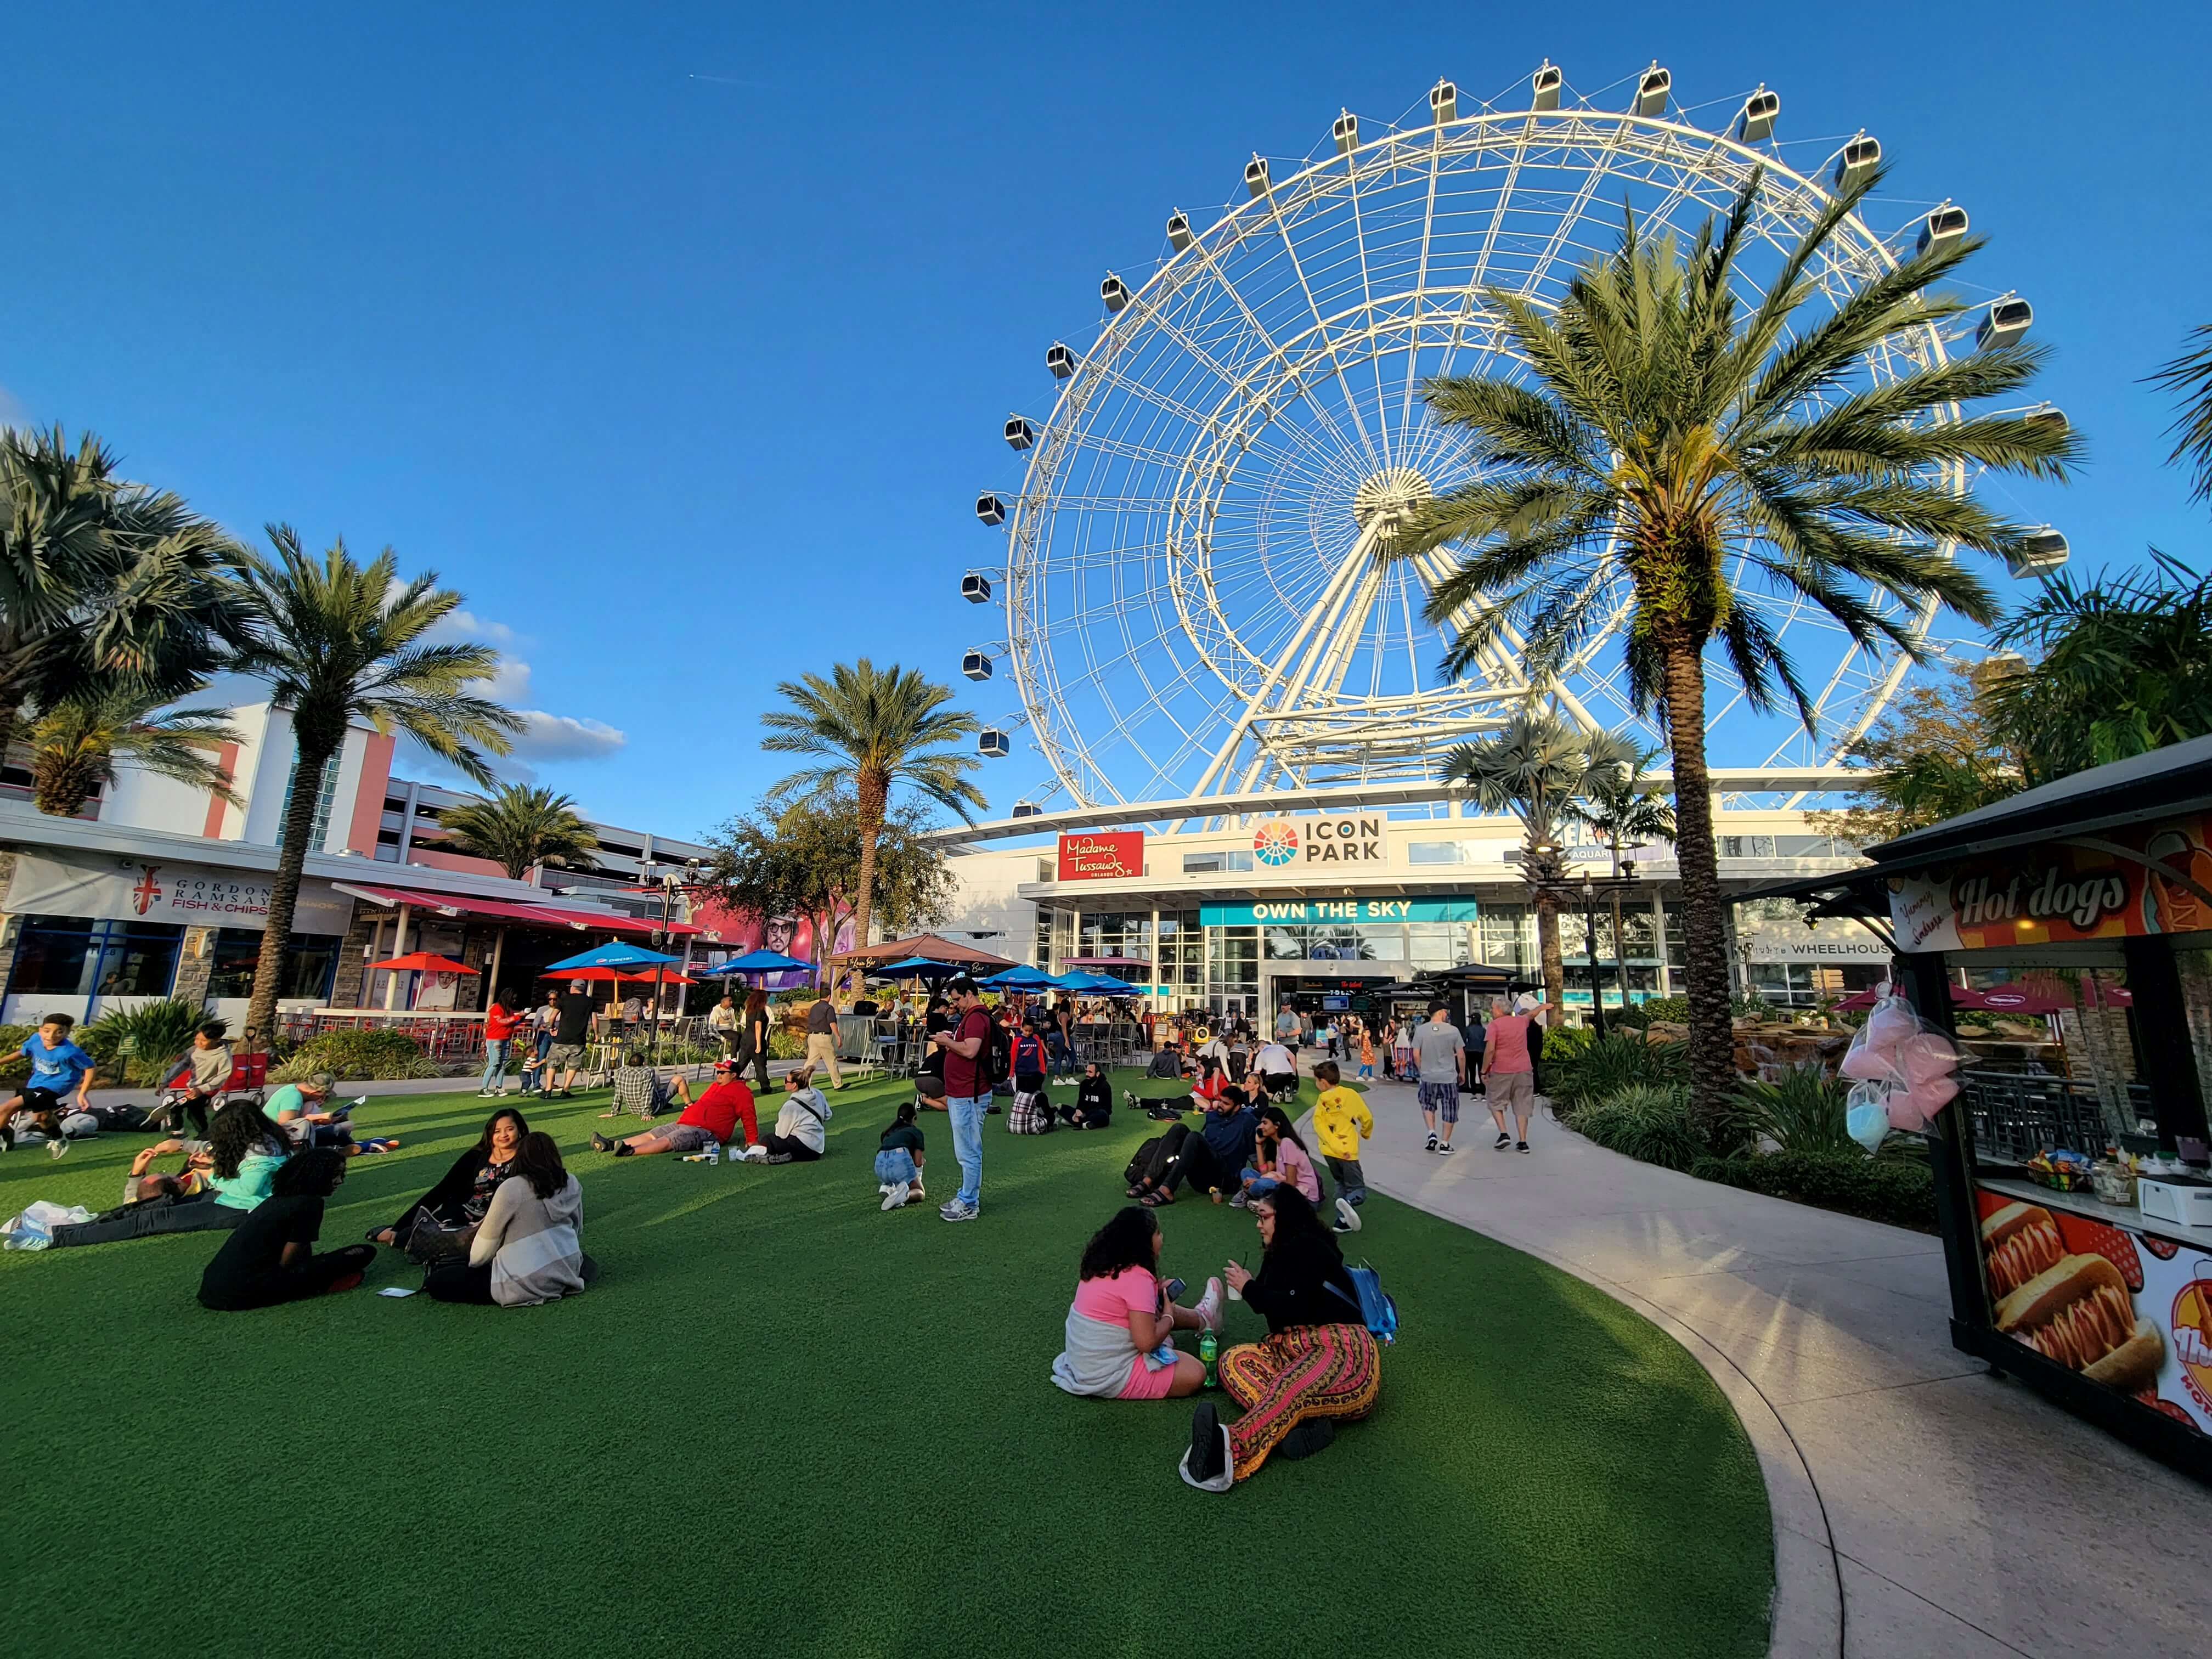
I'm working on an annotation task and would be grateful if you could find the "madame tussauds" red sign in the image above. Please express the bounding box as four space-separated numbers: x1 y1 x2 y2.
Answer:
1058 832 1143 882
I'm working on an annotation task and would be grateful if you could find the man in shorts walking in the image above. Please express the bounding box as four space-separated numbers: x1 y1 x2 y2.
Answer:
1483 995 1539 1153
804 993 844 1090
1410 1002 1467 1155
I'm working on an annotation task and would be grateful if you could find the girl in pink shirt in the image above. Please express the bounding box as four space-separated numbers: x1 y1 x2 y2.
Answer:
1240 1106 1322 1205
1051 1207 1224 1401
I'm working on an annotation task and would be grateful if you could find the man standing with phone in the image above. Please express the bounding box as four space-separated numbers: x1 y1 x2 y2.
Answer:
932 979 992 1223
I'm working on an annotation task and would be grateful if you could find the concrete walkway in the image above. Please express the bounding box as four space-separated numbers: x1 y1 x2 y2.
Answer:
1350 1074 2210 1659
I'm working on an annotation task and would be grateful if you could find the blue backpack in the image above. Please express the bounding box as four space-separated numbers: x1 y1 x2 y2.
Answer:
1327 1263 1398 1345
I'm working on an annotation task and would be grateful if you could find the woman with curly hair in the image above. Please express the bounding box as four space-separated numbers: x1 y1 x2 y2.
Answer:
1051 1206 1222 1401
205 1100 292 1213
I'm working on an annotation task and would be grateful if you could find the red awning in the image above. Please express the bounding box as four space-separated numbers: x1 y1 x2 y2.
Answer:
332 882 695 936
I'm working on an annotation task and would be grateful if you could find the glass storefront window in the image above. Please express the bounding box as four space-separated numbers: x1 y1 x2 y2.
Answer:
205 928 344 1001
4 915 183 1000
1955 961 2143 1147
1480 904 1532 972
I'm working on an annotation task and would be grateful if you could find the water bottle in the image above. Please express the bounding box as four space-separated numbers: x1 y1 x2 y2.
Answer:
1199 1329 1218 1389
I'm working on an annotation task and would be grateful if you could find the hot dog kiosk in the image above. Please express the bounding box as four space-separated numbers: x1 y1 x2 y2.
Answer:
1770 733 2212 1483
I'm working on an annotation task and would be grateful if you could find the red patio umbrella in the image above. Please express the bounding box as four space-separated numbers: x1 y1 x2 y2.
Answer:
368 952 478 976
539 965 634 981
1832 983 1995 1013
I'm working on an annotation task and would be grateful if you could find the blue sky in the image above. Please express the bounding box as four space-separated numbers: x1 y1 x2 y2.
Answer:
5 2 2207 838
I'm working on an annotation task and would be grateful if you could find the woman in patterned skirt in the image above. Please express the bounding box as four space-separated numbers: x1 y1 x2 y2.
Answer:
1178 1186 1381 1491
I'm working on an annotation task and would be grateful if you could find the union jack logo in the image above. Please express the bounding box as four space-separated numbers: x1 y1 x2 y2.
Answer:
131 866 163 915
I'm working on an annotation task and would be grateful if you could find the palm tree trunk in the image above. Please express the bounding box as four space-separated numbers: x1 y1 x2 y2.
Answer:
244 736 334 1052
1661 640 1737 1137
850 771 887 966
1533 885 1565 1012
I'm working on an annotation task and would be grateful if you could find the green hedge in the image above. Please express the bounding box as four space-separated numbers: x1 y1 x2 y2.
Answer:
1690 1150 1937 1233
0 1024 34 1081
1546 1032 1688 1116
271 1029 442 1082
1573 1084 1703 1172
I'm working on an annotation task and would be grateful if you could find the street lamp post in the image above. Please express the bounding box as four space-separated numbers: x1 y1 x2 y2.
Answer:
643 858 702 1068
1581 878 1608 1042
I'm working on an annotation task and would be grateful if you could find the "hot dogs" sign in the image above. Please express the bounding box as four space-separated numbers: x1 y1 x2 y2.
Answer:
1889 814 2212 952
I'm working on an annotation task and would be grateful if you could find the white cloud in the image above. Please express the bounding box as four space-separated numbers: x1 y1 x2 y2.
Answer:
430 607 520 649
0 383 29 430
511 710 627 762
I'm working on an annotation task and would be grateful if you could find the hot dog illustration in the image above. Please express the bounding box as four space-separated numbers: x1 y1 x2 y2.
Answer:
1994 1254 2163 1391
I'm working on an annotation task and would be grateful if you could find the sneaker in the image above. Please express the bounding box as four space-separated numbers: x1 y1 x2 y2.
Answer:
1424 1133 1438 1153
1277 1417 1335 1462
1495 1131 1512 1149
882 1181 911 1211
1123 1090 1137 1110
1334 1197 1363 1233
1178 1403 1231 1493
48 1136 69 1160
1332 1219 1355 1234
1193 1277 1225 1332
764 1153 793 1165
1229 1190 1248 1209
1516 1140 1530 1154
939 1200 979 1223
1436 1142 1454 1157
589 1132 613 1153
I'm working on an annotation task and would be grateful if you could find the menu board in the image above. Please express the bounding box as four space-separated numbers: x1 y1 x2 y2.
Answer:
1975 1185 2212 1435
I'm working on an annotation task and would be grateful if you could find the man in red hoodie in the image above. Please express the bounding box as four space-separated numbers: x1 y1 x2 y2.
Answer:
591 1059 758 1158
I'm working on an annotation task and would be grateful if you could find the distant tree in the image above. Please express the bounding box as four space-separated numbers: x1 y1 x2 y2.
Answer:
1444 711 1640 1010
435 783 601 881
1808 665 2024 847
229 529 520 1047
760 660 983 958
27 688 241 819
702 794 954 990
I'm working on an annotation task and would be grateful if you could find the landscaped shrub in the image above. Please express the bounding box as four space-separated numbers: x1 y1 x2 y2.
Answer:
1547 1033 1688 1116
1736 1064 1858 1156
1690 1150 1937 1233
1573 1084 1703 1172
78 999 209 1084
1636 996 1690 1024
0 1024 35 1080
271 1029 441 1082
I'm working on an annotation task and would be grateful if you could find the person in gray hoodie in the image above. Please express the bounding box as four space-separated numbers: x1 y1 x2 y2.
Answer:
425 1132 590 1306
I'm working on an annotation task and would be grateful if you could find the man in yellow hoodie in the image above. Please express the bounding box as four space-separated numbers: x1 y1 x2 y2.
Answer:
1308 1060 1372 1234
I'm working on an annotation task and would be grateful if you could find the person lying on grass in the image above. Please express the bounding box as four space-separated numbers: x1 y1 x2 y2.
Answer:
1124 1040 1192 1119
591 1060 758 1160
1179 1186 1380 1493
198 1149 377 1312
127 1138 216 1203
1236 1107 1321 1209
1056 1062 1113 1131
1051 1205 1224 1401
371 1107 528 1256
422 1131 591 1307
874 1099 928 1210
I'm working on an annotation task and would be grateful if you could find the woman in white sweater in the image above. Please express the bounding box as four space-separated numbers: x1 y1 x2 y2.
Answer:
425 1132 590 1306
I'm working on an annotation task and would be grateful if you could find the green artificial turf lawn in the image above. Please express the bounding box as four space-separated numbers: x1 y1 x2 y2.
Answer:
1 1073 1772 1659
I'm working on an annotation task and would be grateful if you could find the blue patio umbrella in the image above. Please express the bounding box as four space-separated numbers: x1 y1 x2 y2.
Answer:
872 956 966 979
701 950 816 978
1059 970 1140 994
980 964 1062 990
545 941 684 973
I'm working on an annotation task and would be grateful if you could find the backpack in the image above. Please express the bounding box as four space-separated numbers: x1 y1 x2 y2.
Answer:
1325 1264 1399 1345
987 1022 1014 1087
1124 1136 1164 1188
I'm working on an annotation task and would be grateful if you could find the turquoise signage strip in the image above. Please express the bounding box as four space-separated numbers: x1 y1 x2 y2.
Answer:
1200 897 1479 926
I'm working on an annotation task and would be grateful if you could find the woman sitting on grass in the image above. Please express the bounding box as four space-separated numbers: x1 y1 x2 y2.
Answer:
755 1069 832 1164
206 1101 294 1212
874 1099 928 1210
1052 1206 1223 1401
371 1106 528 1255
425 1131 589 1306
1180 1186 1381 1493
1237 1107 1321 1207
198 1150 377 1312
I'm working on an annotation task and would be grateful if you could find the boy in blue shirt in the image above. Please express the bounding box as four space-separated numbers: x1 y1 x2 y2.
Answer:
2 1014 98 1159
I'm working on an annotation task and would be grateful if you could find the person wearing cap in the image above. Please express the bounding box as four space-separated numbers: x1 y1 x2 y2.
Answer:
264 1074 397 1155
591 1059 758 1159
1482 995 1541 1154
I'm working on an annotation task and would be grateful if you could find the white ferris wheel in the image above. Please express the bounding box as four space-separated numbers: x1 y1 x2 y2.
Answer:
963 61 2061 812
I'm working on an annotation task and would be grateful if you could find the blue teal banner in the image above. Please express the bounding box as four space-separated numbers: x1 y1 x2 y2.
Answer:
1200 897 1478 926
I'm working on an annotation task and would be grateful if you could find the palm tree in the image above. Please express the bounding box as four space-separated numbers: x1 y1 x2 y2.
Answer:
760 659 984 973
230 528 522 1047
433 783 601 881
1443 710 1639 1010
26 689 243 818
0 425 251 755
2149 324 2212 504
1568 743 1677 1009
1402 166 2075 1131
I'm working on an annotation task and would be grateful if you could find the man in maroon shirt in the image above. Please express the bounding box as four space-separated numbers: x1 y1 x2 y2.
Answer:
930 979 992 1222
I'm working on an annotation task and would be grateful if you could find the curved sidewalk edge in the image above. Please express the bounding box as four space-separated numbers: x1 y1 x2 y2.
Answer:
1373 1174 1843 1659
